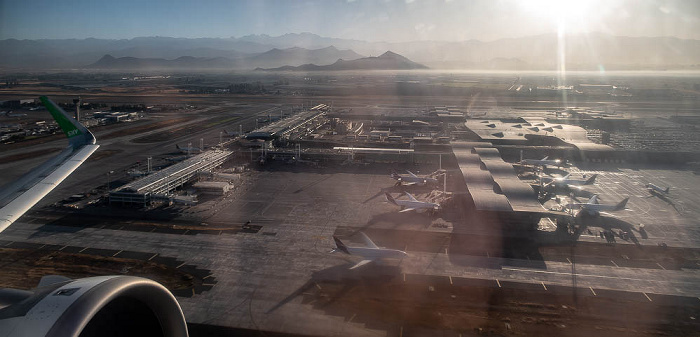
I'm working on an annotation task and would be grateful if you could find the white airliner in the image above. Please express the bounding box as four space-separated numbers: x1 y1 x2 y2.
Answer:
385 192 440 213
565 195 629 216
0 97 188 337
390 170 439 186
332 233 407 269
0 96 99 232
646 183 670 194
543 173 597 188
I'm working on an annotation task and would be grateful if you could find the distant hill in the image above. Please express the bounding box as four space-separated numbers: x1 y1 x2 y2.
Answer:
258 51 428 71
88 54 236 69
87 46 364 70
250 46 363 66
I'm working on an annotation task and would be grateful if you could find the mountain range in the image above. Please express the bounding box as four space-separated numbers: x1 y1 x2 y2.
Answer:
87 46 364 70
1 32 699 70
257 51 428 71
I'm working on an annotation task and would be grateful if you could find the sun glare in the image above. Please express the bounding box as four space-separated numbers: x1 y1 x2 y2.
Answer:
518 0 597 28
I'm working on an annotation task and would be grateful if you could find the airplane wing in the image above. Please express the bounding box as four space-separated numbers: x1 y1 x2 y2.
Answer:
349 259 374 270
0 96 99 233
406 170 418 178
587 195 598 204
359 232 379 249
405 192 418 202
399 208 416 213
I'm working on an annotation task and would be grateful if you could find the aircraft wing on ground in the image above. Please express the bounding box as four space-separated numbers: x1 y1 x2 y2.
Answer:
0 96 99 233
405 192 418 202
587 195 598 204
349 260 374 270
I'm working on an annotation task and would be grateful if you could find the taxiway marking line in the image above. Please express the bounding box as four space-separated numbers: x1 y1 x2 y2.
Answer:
176 262 186 268
348 313 356 323
566 258 572 264
59 245 67 251
611 260 619 267
502 266 690 283
78 247 88 253
403 273 406 282
112 250 122 257
496 279 501 288
590 287 597 296
449 276 453 285
541 282 547 291
643 293 652 302
148 253 158 261
314 282 322 290
656 263 666 270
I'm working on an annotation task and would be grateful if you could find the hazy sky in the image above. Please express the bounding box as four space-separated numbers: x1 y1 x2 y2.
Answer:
1 0 699 41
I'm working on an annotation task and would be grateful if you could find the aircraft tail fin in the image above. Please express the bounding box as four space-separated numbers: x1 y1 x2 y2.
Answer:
585 174 598 185
332 236 350 254
385 193 398 205
615 197 629 210
359 232 379 249
40 96 95 147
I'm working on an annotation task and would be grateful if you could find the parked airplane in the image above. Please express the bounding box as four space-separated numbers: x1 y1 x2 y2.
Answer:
0 96 189 337
565 195 629 216
390 170 439 186
332 232 407 269
543 173 597 188
646 183 670 194
385 192 440 213
175 144 201 154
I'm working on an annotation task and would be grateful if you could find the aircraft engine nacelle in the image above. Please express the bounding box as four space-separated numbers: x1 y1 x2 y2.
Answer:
0 276 188 337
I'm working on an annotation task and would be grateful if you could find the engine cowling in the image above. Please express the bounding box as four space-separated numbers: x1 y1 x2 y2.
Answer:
0 276 188 337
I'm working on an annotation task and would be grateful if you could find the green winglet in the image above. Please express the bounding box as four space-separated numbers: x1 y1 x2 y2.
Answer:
39 96 95 147
40 96 82 139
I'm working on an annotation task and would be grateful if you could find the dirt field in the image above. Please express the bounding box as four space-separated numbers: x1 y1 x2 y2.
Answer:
0 247 194 291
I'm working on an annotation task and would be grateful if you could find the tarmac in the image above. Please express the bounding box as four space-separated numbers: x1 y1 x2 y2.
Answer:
1 161 699 336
